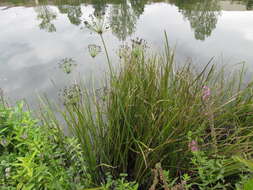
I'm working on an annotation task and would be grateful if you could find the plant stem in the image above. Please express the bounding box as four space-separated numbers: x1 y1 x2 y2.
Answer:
100 34 113 75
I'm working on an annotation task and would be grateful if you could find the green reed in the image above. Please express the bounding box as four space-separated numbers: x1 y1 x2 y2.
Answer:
41 33 253 188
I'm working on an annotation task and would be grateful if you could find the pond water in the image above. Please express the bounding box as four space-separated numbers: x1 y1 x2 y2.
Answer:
0 0 253 106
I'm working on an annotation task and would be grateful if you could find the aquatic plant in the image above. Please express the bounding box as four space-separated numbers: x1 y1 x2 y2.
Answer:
83 13 112 73
58 57 77 74
41 33 253 189
58 84 82 106
83 13 109 35
88 44 102 58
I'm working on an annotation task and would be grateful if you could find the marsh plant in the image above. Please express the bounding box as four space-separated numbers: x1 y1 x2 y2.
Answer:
41 33 253 189
83 13 112 73
83 13 109 35
58 57 77 74
88 44 102 58
58 84 82 106
118 38 148 60
2 32 253 189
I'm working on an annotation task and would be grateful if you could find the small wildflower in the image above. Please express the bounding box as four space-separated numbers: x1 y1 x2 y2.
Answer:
5 167 11 178
188 140 199 152
1 138 8 147
21 133 28 139
202 86 211 100
5 167 11 173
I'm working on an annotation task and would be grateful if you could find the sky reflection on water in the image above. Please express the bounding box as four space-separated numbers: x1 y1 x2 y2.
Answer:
0 0 253 106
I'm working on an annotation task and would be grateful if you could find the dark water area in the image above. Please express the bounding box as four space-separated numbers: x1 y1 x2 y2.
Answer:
0 0 253 106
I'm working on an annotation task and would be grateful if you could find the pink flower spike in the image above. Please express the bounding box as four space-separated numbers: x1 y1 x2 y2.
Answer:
188 140 199 152
202 86 211 100
191 140 197 145
191 146 199 152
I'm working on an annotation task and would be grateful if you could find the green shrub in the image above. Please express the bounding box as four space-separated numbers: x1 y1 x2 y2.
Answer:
232 157 253 190
0 101 92 189
102 173 138 190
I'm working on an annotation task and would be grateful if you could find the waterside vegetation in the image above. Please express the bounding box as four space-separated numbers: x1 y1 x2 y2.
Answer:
2 34 253 189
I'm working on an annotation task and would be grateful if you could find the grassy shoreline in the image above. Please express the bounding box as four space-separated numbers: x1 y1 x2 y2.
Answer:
2 37 253 189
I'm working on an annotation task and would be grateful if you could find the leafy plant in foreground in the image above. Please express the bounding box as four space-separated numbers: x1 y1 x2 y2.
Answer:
0 101 92 189
102 173 138 190
233 156 253 190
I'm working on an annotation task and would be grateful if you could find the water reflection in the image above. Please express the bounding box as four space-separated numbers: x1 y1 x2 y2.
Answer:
232 0 253 10
2 0 251 40
57 0 82 25
91 0 107 15
109 0 138 41
246 0 253 9
1 0 253 106
171 0 221 40
130 0 148 18
34 5 57 32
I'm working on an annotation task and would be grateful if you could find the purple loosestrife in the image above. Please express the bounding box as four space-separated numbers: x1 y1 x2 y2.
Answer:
188 140 199 152
202 86 211 101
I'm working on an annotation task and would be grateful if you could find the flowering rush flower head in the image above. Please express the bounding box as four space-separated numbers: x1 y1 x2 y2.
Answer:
188 140 199 152
202 86 211 100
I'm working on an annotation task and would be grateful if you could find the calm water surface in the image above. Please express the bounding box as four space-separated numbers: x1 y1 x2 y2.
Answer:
0 0 253 105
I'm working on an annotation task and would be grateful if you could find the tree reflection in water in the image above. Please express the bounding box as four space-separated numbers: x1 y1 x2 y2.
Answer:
30 0 253 41
244 0 253 10
91 0 107 16
130 0 148 18
171 0 221 41
57 0 82 25
109 0 138 41
34 5 57 32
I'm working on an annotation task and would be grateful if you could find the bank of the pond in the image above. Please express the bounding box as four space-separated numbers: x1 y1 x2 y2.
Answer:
1 100 253 190
2 38 253 189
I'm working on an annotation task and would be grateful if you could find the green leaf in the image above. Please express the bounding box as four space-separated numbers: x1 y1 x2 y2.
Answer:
244 178 253 190
233 156 253 171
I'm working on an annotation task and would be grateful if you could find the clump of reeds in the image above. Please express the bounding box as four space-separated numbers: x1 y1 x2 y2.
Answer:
41 33 253 188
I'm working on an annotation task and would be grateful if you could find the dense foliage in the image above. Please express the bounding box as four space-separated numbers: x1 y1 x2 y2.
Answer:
0 102 92 189
2 36 253 189
41 35 253 189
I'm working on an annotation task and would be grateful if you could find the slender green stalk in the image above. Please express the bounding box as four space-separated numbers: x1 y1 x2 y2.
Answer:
99 34 113 75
